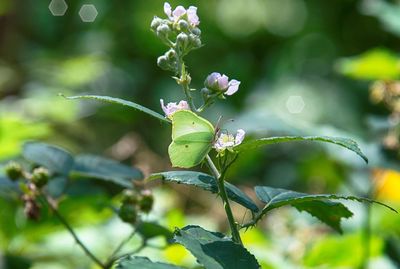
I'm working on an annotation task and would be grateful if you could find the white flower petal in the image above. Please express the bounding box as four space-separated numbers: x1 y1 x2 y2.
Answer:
173 6 186 19
235 129 245 145
187 6 200 26
164 2 172 18
225 80 240 96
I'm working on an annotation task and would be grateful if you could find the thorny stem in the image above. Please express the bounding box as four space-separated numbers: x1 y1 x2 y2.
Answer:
39 193 106 268
177 58 243 245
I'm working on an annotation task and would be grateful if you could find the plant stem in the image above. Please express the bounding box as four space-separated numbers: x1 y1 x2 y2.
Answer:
177 55 242 245
104 229 137 268
40 194 105 269
208 155 242 245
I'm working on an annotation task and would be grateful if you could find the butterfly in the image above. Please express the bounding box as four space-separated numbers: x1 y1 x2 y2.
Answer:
168 110 218 168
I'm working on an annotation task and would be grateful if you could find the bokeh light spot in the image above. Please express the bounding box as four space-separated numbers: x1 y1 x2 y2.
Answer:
48 0 68 16
286 95 305 114
79 4 98 23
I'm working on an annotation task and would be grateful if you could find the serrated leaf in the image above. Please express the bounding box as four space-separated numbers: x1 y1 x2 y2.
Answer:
71 154 143 188
117 256 184 269
136 222 174 243
237 136 368 163
149 171 258 213
174 225 260 269
65 95 169 123
22 142 74 175
253 186 397 232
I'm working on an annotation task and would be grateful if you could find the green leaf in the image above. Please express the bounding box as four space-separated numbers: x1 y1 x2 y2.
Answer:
64 95 169 123
174 225 260 269
149 171 259 213
71 154 143 188
237 136 368 163
136 222 174 243
117 256 184 269
253 186 397 232
22 142 74 175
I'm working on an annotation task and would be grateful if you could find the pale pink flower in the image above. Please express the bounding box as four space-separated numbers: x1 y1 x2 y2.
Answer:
214 129 246 152
160 99 189 117
163 2 200 26
205 72 241 96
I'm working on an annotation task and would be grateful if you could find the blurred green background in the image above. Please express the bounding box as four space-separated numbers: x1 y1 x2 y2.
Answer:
1 0 400 268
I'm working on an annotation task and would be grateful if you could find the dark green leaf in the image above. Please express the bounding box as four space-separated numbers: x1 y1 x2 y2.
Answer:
22 142 74 175
117 256 184 269
71 154 143 189
149 171 258 213
64 95 169 123
174 225 260 269
136 222 174 243
253 186 397 232
237 136 368 163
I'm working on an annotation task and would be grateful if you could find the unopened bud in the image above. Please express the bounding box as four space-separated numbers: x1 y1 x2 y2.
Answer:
189 34 201 48
176 32 189 51
151 16 163 31
157 55 170 71
31 167 49 188
121 189 138 204
166 49 176 60
157 24 170 37
23 195 41 221
118 203 137 224
191 27 201 36
139 189 154 213
5 161 23 181
178 20 189 31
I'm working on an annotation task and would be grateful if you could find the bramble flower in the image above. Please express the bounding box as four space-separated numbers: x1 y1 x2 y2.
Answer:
214 129 245 152
205 72 241 96
164 2 200 26
160 99 189 117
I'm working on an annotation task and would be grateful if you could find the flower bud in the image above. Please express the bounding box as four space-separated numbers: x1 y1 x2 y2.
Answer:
31 167 49 188
188 34 201 48
5 161 23 181
156 24 170 37
157 55 170 71
23 195 41 221
176 32 189 52
166 49 176 60
151 16 163 31
139 189 154 213
191 27 201 36
118 203 138 224
178 19 189 31
121 189 138 204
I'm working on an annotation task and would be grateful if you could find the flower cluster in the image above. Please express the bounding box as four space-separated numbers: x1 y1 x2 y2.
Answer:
214 129 245 153
160 99 189 117
151 2 202 72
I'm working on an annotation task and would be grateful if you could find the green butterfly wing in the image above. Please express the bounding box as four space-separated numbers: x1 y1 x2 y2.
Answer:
168 110 215 168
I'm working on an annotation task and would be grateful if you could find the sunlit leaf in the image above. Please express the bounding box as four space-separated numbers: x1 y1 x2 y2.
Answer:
174 225 260 269
253 186 397 232
237 136 368 163
117 256 184 269
64 95 169 123
304 233 383 267
22 142 74 175
0 115 50 160
149 171 259 213
336 48 400 80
